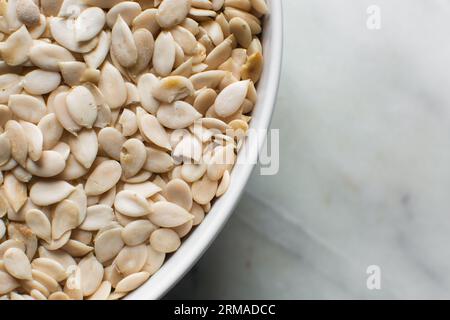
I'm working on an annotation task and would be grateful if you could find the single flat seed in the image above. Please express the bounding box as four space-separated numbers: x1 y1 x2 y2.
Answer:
143 146 174 173
4 247 32 280
142 245 165 275
8 94 46 124
66 86 98 129
157 0 191 29
191 174 218 205
157 101 202 129
3 173 27 212
137 73 160 114
115 271 150 293
19 121 43 162
29 180 75 206
107 1 141 28
23 70 61 95
94 227 124 263
79 253 103 296
153 31 176 77
26 150 66 178
25 209 51 242
152 76 194 103
120 138 147 178
149 201 194 228
0 133 11 166
115 244 148 276
31 258 67 282
49 17 99 53
136 108 171 150
0 270 20 295
229 17 252 48
79 205 114 231
52 199 80 239
111 15 138 68
88 281 111 300
83 31 111 70
29 43 75 72
121 220 156 246
150 228 180 253
85 160 122 196
98 62 127 109
31 269 61 293
74 7 105 42
1 25 32 66
0 220 5 239
214 80 249 117
54 91 82 135
68 129 98 169
98 127 126 160
114 190 152 217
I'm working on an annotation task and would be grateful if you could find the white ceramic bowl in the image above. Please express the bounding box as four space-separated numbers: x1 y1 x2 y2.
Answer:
126 0 283 300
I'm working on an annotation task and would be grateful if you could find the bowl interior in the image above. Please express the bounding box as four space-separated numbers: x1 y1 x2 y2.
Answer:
125 0 283 300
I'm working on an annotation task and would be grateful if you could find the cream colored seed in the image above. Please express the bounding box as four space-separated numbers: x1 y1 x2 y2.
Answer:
114 190 151 217
66 86 98 128
150 228 181 253
29 180 74 206
149 201 194 228
121 220 156 246
79 253 103 297
115 244 148 276
111 15 138 68
115 271 150 293
4 248 32 280
85 160 122 196
94 227 124 263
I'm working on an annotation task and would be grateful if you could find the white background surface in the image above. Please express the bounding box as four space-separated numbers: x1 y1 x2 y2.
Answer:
168 0 450 299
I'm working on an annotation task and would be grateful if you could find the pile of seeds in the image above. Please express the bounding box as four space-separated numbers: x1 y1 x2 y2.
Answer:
0 0 267 300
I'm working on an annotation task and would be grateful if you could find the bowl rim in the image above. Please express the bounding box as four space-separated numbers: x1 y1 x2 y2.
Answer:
125 0 284 300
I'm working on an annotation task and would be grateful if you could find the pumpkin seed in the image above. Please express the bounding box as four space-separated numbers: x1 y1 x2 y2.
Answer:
4 247 32 280
79 204 114 231
114 190 151 217
149 201 194 228
150 228 180 253
114 271 150 293
30 180 74 206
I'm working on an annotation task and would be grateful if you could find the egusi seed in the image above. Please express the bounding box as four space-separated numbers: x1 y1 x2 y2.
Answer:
0 0 267 300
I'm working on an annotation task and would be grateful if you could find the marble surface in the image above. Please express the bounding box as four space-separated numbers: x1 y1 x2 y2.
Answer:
167 0 450 299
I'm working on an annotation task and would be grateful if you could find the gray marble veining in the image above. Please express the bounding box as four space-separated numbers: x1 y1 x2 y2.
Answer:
168 0 450 299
